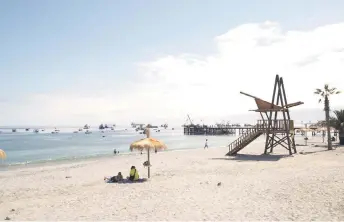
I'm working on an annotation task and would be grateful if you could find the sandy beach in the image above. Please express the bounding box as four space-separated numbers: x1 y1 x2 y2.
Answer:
1 137 344 221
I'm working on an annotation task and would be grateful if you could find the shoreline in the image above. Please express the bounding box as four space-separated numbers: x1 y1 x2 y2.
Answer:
0 130 237 167
0 144 229 172
0 134 339 171
1 134 338 171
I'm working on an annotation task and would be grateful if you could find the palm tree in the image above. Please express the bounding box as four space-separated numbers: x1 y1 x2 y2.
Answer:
314 85 341 150
330 110 344 145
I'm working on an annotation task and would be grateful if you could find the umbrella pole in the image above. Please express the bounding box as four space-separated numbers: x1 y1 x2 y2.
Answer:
147 149 150 178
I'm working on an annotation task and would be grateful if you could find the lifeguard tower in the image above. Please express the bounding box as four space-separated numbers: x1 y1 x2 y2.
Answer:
226 75 304 156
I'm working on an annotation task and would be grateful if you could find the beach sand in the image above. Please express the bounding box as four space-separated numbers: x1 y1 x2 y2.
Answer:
1 137 344 221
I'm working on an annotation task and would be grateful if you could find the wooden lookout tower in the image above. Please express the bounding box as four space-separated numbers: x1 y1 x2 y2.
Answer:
226 75 304 156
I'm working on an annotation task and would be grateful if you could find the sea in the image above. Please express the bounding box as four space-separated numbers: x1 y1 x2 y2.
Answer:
0 126 238 168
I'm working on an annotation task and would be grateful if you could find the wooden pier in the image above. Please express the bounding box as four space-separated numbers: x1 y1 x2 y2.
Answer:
183 125 256 136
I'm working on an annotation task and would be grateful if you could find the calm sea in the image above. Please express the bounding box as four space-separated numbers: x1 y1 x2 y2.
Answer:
0 126 238 167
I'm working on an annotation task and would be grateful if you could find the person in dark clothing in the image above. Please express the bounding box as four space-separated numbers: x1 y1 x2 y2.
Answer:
104 172 123 183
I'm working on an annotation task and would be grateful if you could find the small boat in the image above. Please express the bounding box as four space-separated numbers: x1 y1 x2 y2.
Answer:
85 130 92 134
12 129 16 133
99 124 105 130
131 123 144 128
160 124 168 129
136 127 143 131
146 124 158 129
51 128 59 134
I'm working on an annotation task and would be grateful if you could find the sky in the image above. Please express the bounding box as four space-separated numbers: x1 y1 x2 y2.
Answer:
1 0 344 127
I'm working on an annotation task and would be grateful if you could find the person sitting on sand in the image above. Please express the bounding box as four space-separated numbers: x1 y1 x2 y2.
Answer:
104 172 123 183
128 166 139 181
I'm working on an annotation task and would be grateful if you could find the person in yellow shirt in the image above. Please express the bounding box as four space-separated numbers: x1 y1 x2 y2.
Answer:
129 166 139 181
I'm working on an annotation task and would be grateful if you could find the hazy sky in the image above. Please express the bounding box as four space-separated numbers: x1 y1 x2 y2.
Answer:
1 0 344 126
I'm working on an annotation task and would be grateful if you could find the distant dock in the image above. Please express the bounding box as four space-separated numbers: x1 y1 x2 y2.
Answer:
183 125 255 136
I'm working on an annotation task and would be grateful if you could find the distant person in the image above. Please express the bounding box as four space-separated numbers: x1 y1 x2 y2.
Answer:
322 131 326 142
128 166 139 181
204 139 209 149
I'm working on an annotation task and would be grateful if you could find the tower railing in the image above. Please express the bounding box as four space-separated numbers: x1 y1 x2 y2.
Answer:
256 119 294 131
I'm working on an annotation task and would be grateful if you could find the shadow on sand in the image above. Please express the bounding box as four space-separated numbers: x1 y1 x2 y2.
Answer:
298 148 337 155
210 153 291 162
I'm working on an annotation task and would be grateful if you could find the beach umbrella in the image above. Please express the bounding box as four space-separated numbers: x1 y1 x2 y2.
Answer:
0 149 6 164
130 128 166 178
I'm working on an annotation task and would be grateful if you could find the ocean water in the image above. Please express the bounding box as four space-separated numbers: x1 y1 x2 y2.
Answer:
0 126 238 167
